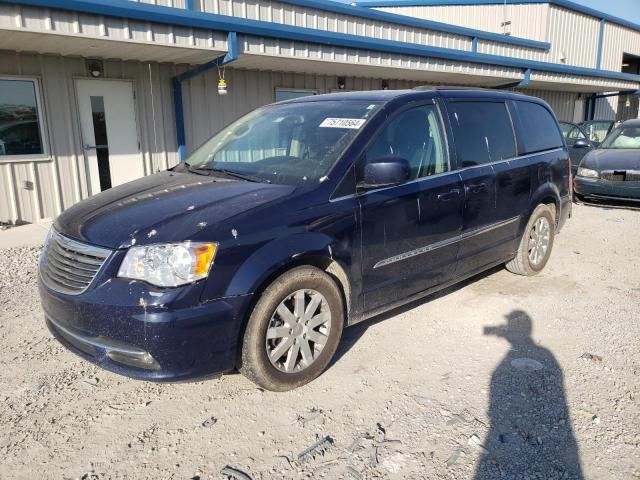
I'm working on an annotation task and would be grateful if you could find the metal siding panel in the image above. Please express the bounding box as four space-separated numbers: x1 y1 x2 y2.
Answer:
520 89 578 122
11 162 36 223
36 161 57 219
40 54 86 210
0 163 17 223
547 6 600 68
377 4 549 41
594 96 617 120
601 23 640 71
189 0 474 51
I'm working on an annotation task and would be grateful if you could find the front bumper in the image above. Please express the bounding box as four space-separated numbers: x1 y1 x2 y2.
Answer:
40 278 252 381
574 177 640 202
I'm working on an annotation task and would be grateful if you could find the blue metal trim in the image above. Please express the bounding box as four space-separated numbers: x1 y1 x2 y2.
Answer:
175 31 238 83
596 18 605 70
174 31 238 161
272 0 550 50
354 0 640 34
6 0 640 83
184 0 193 10
471 37 478 53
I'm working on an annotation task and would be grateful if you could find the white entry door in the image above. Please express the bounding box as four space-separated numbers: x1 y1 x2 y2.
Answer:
76 79 144 195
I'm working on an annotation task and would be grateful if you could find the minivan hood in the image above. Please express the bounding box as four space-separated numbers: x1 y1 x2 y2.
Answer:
55 171 296 249
582 148 640 171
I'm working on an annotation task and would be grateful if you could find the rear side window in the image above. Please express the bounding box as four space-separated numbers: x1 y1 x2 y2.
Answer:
514 101 564 154
447 101 516 167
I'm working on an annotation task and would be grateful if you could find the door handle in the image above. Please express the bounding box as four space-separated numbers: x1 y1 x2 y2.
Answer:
437 188 461 201
84 144 108 150
465 183 487 194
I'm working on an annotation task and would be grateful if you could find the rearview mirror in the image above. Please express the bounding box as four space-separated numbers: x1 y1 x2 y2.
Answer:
358 155 411 190
573 139 591 149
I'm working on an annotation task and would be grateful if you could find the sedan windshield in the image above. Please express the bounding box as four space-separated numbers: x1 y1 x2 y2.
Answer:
600 126 640 150
185 100 382 186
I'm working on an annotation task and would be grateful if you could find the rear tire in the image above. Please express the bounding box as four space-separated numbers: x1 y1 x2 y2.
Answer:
506 204 556 276
240 266 344 391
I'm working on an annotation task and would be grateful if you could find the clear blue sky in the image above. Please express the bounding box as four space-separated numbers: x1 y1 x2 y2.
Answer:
579 0 640 24
334 0 640 24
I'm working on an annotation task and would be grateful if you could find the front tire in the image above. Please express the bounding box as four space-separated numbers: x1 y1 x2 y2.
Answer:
240 266 344 391
506 204 556 276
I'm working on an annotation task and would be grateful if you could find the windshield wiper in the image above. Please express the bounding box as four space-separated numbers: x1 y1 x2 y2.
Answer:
197 167 269 183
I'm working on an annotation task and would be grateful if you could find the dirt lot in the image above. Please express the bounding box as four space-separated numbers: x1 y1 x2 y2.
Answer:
0 203 639 480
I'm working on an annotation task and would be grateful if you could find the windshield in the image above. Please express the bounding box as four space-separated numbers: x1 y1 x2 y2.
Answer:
581 121 612 143
185 100 382 186
600 126 640 150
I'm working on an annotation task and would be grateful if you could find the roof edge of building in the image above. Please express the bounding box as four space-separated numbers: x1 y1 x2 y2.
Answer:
4 0 640 86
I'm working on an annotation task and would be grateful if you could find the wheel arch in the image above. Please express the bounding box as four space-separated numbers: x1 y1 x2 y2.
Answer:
529 182 560 226
226 234 353 367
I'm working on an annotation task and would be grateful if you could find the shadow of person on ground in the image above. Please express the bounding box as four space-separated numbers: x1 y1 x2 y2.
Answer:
475 310 583 480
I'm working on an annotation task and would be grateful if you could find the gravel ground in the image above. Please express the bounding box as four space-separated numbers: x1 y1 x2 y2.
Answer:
0 203 638 480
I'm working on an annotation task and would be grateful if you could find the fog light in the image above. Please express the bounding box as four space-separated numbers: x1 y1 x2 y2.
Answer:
107 350 160 370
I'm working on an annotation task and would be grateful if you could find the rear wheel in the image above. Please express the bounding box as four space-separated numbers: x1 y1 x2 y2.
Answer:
240 266 344 391
506 204 555 276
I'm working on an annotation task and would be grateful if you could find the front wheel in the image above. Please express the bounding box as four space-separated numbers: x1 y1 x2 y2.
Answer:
240 266 344 391
506 204 556 276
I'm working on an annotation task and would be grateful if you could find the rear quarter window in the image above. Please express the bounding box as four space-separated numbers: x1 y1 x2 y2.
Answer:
514 101 564 155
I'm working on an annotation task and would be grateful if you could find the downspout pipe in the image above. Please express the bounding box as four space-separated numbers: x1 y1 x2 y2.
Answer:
173 31 239 161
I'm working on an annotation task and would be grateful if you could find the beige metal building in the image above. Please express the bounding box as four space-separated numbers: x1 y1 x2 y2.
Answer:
0 0 638 224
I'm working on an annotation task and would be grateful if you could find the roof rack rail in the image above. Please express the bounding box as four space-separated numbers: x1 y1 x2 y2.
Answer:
412 85 488 91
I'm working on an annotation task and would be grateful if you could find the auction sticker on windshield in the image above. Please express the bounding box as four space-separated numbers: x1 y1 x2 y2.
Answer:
319 118 366 129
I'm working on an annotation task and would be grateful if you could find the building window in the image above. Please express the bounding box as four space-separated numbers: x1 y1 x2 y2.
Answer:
0 78 46 158
274 89 318 103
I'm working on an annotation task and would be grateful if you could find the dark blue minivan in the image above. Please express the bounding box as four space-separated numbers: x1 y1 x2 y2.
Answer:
39 88 571 391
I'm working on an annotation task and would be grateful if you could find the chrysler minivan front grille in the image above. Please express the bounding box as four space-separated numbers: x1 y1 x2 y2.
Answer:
40 230 112 295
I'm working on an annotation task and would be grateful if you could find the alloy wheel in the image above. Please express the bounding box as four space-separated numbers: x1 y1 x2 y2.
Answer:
528 216 551 266
265 289 332 373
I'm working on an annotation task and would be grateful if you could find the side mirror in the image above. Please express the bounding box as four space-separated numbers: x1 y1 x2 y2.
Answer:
358 155 411 190
573 139 591 149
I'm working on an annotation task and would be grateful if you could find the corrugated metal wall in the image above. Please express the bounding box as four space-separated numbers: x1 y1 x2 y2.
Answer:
182 69 421 150
547 5 600 69
191 0 473 51
375 4 549 40
520 88 578 121
601 22 640 71
0 52 180 224
374 3 631 71
0 2 229 61
593 95 617 120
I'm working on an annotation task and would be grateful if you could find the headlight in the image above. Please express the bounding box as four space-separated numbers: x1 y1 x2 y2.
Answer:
577 167 599 178
118 242 217 287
